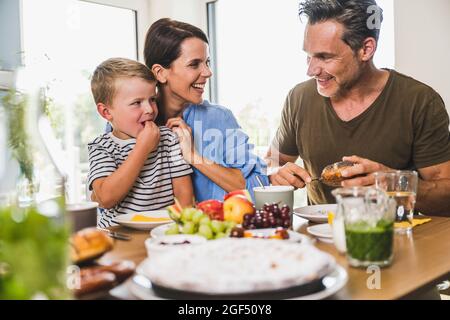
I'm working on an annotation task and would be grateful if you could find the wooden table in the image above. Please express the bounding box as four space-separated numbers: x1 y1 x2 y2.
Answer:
100 215 450 300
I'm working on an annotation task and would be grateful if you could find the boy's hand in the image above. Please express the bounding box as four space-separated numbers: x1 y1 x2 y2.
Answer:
136 121 160 154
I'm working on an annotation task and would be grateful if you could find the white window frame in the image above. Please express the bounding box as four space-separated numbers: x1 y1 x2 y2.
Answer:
17 0 150 203
201 0 218 102
0 71 14 90
18 0 150 64
199 0 216 30
80 0 150 62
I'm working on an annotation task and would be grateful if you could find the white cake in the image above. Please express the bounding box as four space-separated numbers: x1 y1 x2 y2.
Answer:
142 238 335 294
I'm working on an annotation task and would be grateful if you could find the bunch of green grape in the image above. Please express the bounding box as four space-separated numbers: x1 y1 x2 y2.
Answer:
165 208 236 240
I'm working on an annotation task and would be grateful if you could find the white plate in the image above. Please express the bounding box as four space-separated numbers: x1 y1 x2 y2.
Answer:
307 223 333 239
294 204 337 223
112 210 172 230
151 224 312 244
289 265 348 300
127 262 348 300
150 223 177 237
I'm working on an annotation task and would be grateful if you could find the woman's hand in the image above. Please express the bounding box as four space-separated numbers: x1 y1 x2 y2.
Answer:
166 117 196 163
166 117 244 191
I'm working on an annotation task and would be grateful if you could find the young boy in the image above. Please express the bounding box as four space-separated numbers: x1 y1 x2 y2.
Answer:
88 58 193 228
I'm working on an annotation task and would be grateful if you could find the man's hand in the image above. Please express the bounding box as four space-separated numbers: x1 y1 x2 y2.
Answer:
340 155 391 187
136 121 160 154
269 162 312 189
166 117 196 163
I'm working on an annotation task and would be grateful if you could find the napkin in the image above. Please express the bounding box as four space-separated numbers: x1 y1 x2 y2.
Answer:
394 218 431 229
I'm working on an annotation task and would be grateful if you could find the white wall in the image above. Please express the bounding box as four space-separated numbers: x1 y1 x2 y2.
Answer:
394 0 450 115
148 0 208 32
146 0 450 117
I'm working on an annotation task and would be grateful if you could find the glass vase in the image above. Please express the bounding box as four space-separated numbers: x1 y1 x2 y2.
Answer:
0 86 71 299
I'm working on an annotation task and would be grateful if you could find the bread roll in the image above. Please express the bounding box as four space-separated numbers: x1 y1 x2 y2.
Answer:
74 268 116 298
73 261 135 298
70 227 114 264
96 260 136 282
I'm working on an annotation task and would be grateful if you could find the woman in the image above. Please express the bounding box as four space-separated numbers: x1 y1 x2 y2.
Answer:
144 18 269 202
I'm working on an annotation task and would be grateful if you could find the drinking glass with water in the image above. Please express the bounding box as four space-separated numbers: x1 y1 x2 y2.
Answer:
374 171 418 234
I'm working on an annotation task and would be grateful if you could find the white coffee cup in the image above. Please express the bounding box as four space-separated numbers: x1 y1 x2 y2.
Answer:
253 186 295 211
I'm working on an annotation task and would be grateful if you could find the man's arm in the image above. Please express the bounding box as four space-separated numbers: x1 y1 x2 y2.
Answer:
265 146 311 189
340 156 450 216
172 175 194 208
416 160 450 216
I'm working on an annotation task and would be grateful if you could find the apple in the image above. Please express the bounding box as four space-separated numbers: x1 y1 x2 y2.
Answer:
197 199 224 221
224 189 252 202
223 196 255 224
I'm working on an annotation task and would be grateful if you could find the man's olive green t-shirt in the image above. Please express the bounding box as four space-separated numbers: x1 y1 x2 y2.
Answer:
274 69 450 204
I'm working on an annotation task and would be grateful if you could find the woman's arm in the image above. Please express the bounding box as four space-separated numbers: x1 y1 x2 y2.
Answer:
166 117 245 192
172 174 195 207
190 154 245 192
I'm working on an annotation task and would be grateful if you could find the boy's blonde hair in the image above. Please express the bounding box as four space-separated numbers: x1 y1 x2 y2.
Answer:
91 57 156 105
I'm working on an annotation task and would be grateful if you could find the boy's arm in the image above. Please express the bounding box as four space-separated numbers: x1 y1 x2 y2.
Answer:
172 175 194 208
91 143 148 208
92 121 160 208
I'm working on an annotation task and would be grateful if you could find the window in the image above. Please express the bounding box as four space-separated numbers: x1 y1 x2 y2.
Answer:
210 0 395 207
20 0 145 203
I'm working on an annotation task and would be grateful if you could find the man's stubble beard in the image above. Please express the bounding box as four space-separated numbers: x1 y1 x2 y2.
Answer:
333 60 366 100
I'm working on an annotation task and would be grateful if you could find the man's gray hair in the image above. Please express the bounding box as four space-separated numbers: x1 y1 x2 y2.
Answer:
299 0 383 52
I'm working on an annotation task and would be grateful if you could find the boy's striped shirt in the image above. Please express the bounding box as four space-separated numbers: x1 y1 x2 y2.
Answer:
87 126 192 228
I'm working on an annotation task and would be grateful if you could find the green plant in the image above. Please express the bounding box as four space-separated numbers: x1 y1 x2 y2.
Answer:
1 90 34 184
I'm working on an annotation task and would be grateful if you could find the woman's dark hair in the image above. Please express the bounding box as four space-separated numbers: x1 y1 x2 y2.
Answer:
144 18 209 69
144 18 209 125
299 0 383 52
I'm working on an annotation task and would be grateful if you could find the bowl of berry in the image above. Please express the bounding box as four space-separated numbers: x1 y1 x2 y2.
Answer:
230 203 310 244
242 202 292 230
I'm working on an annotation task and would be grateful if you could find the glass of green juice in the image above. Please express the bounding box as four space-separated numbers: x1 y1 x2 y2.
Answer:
332 187 396 268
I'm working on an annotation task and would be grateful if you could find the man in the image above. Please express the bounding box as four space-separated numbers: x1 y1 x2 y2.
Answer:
267 0 450 216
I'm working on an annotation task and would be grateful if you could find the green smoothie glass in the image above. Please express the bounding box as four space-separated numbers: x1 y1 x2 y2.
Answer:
332 187 396 268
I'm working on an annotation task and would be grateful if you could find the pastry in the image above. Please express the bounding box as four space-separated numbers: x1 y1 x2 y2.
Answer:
320 161 356 187
70 227 114 264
